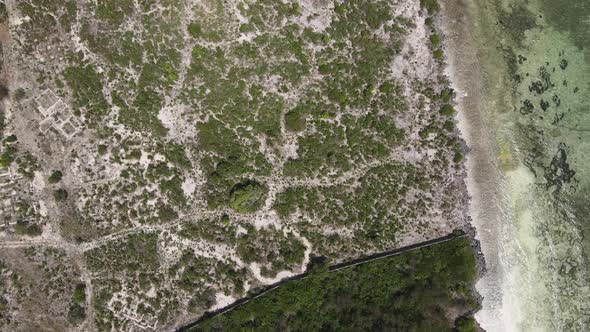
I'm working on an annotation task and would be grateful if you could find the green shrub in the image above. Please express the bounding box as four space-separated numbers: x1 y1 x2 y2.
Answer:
239 24 253 33
425 17 434 29
4 134 16 143
48 170 63 184
379 82 394 94
334 3 346 15
63 64 108 124
125 149 141 160
229 180 267 213
433 49 444 59
0 145 16 167
13 88 26 101
443 121 455 132
163 143 190 168
14 221 42 237
285 111 306 132
430 34 441 47
0 84 8 100
188 22 202 38
366 3 389 29
68 304 86 324
73 283 86 304
97 144 108 155
54 188 68 202
159 176 186 206
15 151 38 179
440 88 453 102
440 104 456 116
454 315 477 332
420 0 439 14
158 205 179 222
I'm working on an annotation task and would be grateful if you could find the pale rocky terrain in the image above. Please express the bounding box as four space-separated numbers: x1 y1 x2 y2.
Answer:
0 0 469 330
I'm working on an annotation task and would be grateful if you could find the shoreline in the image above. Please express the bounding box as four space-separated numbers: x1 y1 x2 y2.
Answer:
438 0 509 330
440 0 590 329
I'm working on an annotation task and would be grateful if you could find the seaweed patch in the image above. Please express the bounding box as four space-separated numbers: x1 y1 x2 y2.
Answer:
519 99 535 115
544 143 576 191
529 66 554 95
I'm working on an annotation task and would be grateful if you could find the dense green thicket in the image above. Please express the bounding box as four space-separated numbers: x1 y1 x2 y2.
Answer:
229 181 267 213
63 63 108 122
195 238 479 332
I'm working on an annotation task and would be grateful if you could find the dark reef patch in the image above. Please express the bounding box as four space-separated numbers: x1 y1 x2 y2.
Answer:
528 66 554 95
517 123 546 177
519 99 535 115
497 4 537 47
501 46 521 87
552 112 564 125
540 99 550 112
559 59 568 70
544 143 576 191
552 94 561 107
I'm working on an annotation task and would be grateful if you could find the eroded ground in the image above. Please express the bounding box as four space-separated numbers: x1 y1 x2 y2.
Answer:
0 0 468 330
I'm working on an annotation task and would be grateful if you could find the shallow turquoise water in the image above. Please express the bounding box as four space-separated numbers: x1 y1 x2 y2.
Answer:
473 0 590 330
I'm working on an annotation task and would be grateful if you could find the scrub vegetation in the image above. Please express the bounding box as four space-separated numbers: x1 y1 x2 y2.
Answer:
195 238 479 332
0 0 472 330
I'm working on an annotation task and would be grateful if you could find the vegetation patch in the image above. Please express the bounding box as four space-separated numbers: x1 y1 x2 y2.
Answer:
284 110 306 132
14 221 42 237
420 0 439 14
1 0 473 329
229 181 267 213
440 104 456 116
195 238 479 331
48 170 63 184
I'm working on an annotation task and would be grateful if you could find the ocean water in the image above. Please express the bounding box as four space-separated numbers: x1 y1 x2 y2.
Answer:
441 0 590 330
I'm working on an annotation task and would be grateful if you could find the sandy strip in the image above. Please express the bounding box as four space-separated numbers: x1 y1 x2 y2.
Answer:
438 1 512 330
